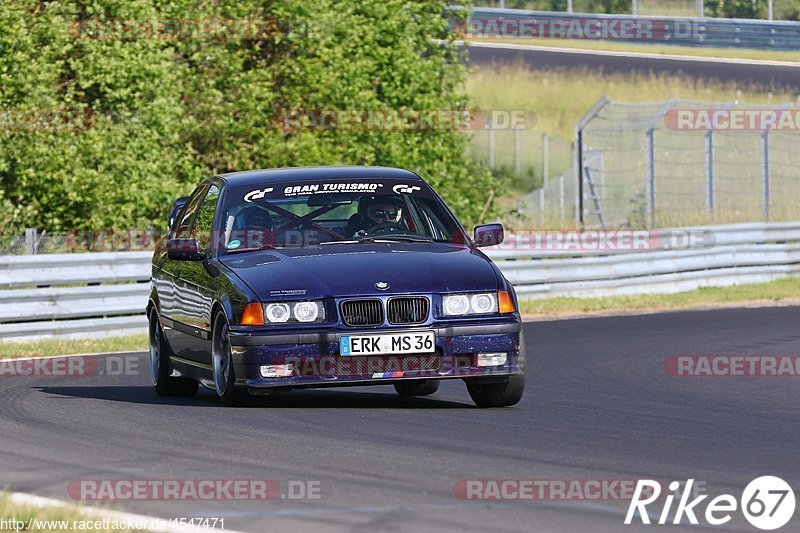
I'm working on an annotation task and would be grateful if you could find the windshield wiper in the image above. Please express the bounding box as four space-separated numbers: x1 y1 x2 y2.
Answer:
225 244 277 254
319 235 435 245
356 235 434 244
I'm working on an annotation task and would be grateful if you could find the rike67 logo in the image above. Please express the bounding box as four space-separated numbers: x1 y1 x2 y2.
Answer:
626 477 795 530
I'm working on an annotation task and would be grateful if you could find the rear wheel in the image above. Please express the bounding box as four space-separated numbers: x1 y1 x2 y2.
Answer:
393 380 439 397
466 374 525 408
149 309 198 397
212 311 247 407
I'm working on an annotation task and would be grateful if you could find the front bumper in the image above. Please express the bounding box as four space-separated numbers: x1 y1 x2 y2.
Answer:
227 321 523 390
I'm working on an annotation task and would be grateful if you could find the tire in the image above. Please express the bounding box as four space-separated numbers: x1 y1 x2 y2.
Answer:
393 380 439 397
466 374 525 408
212 311 247 407
149 309 198 397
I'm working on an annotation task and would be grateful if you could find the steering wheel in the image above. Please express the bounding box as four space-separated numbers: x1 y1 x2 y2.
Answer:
366 222 406 236
244 225 274 247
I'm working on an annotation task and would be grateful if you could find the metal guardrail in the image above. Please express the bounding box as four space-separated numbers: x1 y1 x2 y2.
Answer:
457 7 800 50
484 222 800 296
0 252 151 341
1 222 799 340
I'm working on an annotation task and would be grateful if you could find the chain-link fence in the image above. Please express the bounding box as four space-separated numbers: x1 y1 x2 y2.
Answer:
469 125 576 226
575 97 800 229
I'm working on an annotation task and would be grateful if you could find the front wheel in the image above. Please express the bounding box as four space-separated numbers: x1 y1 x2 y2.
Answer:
149 309 198 397
466 374 525 408
394 380 439 397
212 312 247 407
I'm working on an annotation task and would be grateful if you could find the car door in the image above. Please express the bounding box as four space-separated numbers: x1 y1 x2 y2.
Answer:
174 182 223 365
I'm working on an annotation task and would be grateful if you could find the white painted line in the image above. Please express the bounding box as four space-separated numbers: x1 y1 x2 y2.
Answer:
464 40 800 68
8 491 246 533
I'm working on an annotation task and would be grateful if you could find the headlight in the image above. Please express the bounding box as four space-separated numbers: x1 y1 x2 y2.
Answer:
293 301 321 322
443 292 499 316
265 301 326 324
443 294 470 316
265 303 291 323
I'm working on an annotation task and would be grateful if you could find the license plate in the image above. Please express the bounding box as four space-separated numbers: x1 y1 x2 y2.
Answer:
340 331 435 356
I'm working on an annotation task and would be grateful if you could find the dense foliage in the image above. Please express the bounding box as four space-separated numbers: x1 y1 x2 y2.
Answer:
0 1 495 232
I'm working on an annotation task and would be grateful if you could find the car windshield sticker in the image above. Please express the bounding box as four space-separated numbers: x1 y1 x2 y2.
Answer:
244 187 274 202
392 184 421 194
227 239 242 249
283 183 383 197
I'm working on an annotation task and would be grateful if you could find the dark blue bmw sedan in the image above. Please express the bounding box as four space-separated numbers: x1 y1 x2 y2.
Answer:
148 166 524 407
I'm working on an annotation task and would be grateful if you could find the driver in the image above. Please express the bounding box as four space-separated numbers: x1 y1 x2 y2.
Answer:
346 196 405 237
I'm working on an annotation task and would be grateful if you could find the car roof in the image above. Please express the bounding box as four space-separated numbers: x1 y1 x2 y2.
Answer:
217 166 424 188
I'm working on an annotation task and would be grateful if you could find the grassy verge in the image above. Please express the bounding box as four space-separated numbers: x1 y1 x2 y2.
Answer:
519 278 800 317
0 493 146 532
469 38 800 62
468 64 798 146
0 334 147 359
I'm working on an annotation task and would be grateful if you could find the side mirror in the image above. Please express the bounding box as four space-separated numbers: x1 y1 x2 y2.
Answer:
473 223 504 247
167 238 206 261
169 196 189 229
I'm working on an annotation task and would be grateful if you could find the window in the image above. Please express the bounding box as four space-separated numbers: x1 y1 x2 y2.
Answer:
174 184 209 239
193 184 221 252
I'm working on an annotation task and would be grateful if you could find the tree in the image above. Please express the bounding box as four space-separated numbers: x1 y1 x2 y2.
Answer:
0 0 495 232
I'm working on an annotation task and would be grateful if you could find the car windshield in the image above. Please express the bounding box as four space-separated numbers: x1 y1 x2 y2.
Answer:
220 178 465 251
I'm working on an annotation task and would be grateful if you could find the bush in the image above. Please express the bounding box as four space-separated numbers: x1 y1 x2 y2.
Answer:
0 0 496 232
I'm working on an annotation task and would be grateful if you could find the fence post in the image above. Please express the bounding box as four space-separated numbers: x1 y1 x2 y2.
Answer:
514 126 521 176
761 129 770 221
542 133 549 186
539 189 545 227
573 129 582 227
25 228 37 255
705 130 714 220
558 174 565 225
646 128 655 228
488 119 495 169
574 97 611 228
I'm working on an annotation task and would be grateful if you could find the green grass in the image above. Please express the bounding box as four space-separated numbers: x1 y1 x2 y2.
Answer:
470 37 800 62
468 64 798 144
0 493 146 533
519 277 800 316
0 334 146 359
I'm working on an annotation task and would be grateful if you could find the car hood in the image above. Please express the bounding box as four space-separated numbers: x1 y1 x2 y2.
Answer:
220 243 500 300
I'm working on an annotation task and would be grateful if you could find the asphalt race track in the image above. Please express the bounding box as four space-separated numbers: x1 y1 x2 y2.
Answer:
2 306 799 532
465 42 800 89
